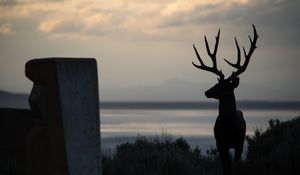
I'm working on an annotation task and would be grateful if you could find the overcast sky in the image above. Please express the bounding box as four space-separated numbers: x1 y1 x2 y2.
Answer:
0 0 299 101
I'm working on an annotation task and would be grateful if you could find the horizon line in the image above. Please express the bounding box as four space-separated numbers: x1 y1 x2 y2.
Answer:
100 101 300 110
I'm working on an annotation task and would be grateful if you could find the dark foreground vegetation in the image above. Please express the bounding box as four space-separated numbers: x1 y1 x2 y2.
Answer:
240 116 300 175
1 116 299 175
103 116 300 175
103 135 221 175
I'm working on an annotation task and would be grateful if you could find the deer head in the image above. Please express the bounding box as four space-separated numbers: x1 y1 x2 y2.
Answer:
193 25 258 100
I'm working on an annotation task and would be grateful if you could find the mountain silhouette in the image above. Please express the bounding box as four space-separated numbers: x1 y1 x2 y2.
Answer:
0 90 29 109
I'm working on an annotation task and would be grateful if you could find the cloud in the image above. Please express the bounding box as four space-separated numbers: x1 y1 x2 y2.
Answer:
38 19 84 33
0 0 17 6
160 0 300 27
0 23 13 34
0 0 299 102
1 0 299 40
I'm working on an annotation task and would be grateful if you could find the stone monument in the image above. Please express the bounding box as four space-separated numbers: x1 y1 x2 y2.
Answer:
25 58 102 175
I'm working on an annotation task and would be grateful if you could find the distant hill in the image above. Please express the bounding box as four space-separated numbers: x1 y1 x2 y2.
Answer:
0 90 29 109
1 89 299 110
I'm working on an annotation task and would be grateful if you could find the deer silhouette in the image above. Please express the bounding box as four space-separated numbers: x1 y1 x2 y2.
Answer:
192 25 258 175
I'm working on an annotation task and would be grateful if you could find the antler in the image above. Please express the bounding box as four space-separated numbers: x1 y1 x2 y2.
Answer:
192 29 225 80
225 24 258 81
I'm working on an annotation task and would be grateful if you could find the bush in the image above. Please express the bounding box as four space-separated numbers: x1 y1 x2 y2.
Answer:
237 116 300 175
102 134 221 175
103 116 300 175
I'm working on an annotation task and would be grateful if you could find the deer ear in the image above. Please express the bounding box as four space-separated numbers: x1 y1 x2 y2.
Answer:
231 77 240 88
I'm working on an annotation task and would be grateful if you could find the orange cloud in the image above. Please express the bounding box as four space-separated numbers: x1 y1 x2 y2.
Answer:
0 0 290 40
0 23 13 34
38 19 62 33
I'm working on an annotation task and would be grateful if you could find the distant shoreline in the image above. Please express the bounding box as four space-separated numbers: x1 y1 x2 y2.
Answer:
100 101 300 110
1 90 299 110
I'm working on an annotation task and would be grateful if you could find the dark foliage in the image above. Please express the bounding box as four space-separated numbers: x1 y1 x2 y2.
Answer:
235 116 300 175
103 116 300 175
102 134 222 175
2 116 300 175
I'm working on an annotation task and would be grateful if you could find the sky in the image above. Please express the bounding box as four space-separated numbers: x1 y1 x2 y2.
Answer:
0 0 299 102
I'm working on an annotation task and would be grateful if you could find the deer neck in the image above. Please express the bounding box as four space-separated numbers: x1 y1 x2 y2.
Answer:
218 93 237 117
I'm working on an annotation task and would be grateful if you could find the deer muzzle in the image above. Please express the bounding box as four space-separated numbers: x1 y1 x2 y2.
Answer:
205 90 213 98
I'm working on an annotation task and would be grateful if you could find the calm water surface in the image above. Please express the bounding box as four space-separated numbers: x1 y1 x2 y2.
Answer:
100 109 300 151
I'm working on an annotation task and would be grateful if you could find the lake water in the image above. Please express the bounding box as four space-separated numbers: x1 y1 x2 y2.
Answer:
100 106 300 152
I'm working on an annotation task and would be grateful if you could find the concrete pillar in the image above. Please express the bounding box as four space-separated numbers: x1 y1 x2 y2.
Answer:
25 58 101 175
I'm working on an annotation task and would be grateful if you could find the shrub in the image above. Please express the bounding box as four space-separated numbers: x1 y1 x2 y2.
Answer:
239 116 300 175
102 135 221 175
103 116 300 175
